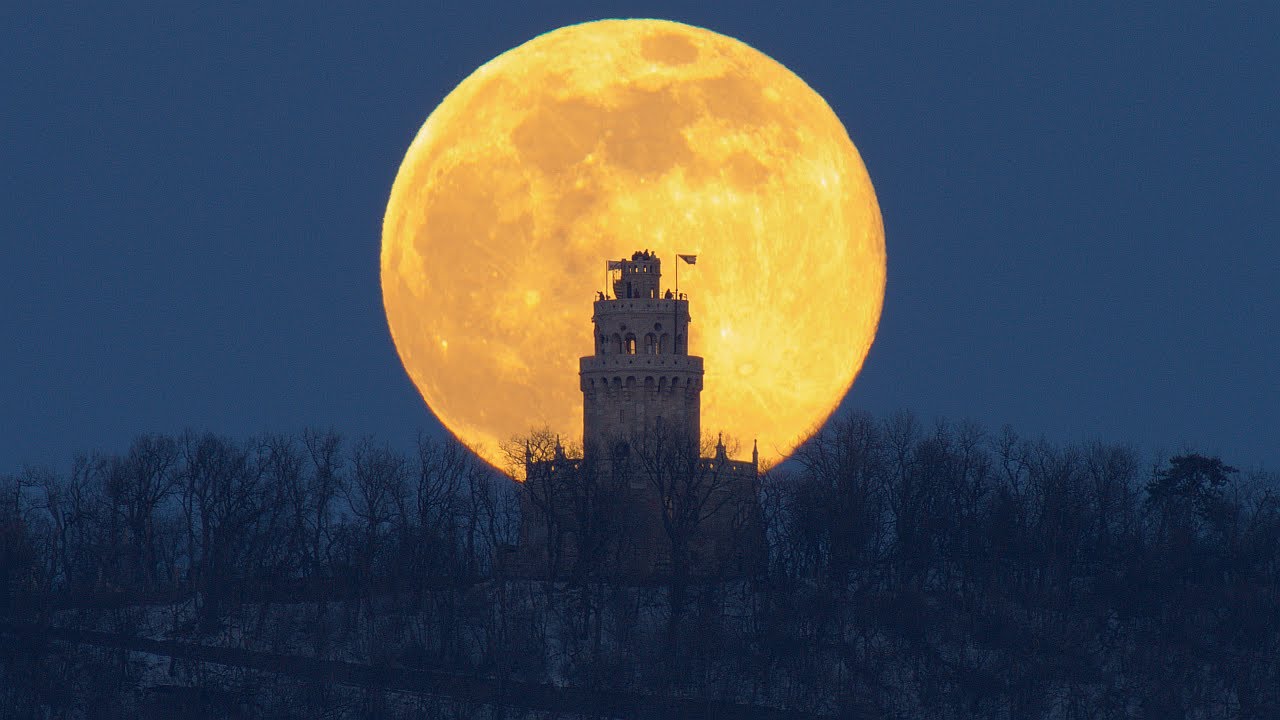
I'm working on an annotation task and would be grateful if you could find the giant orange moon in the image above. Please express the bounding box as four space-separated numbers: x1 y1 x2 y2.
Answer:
382 19 884 471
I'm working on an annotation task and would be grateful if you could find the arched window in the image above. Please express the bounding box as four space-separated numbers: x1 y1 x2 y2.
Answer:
612 333 623 354
599 335 609 354
624 334 637 355
659 333 670 354
644 333 656 354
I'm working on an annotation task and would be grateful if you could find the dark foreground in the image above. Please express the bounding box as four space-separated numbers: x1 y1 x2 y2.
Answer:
2 412 1279 718
1 620 821 719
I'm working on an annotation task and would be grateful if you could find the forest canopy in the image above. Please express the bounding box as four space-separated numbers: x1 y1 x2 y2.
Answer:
1 412 1277 718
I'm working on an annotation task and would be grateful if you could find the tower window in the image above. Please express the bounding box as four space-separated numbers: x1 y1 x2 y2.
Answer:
625 334 636 355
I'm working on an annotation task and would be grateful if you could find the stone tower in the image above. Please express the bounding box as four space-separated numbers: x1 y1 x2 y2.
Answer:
503 249 764 580
580 250 702 458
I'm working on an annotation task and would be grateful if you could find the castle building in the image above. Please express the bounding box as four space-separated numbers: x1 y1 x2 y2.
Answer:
507 251 764 580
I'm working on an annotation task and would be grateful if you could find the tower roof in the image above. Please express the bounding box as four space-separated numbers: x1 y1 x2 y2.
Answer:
609 249 662 300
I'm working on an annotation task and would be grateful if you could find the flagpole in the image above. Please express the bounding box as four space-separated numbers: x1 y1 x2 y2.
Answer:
673 253 678 355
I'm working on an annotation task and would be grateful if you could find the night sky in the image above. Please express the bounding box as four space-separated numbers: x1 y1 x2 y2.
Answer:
3 2 1276 472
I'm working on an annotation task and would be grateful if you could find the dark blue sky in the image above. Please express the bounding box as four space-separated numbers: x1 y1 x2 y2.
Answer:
3 2 1276 471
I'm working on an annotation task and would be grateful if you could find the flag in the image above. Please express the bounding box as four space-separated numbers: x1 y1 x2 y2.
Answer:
677 254 697 264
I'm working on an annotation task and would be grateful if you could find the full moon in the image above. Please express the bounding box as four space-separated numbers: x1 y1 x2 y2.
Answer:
383 19 884 471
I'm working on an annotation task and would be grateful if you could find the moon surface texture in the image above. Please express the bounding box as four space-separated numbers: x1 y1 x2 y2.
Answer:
383 19 884 471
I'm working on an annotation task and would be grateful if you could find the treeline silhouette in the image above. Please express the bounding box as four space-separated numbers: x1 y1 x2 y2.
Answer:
1 412 1278 718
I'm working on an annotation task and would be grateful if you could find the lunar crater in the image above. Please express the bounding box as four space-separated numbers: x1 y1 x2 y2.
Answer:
641 32 700 66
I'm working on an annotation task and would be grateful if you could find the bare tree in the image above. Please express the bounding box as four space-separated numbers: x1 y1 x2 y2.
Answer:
1082 441 1141 561
790 412 888 588
106 434 179 594
632 428 739 578
344 436 408 594
300 428 344 583
180 432 271 628
621 425 743 669
502 428 574 579
461 448 517 577
0 471 40 615
255 433 303 587
409 433 466 577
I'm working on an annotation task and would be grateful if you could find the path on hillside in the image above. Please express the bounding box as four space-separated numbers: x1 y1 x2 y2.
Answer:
2 621 849 719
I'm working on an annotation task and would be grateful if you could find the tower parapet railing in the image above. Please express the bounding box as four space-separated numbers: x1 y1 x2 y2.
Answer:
580 355 703 372
598 291 689 301
593 297 689 312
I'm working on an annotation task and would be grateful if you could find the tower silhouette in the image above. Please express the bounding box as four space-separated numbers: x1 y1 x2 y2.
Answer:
580 250 701 461
504 249 764 580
